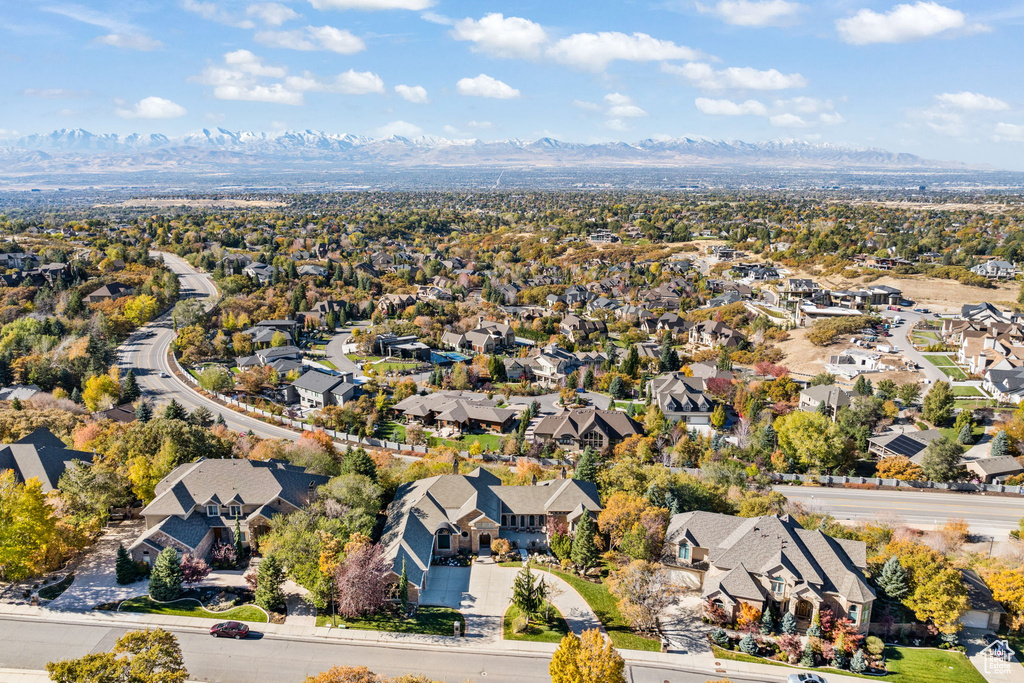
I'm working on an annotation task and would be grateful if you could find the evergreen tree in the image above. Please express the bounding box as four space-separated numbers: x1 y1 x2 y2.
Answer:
831 650 847 670
10 397 22 411
398 558 409 612
215 413 226 427
658 337 674 372
780 611 797 634
341 447 377 480
190 406 214 428
234 518 245 560
807 609 823 637
850 649 867 673
255 554 285 611
992 430 1010 458
621 346 640 378
800 647 815 667
760 422 777 451
570 511 599 570
574 447 599 483
149 547 183 601
608 376 625 399
115 544 136 585
70 387 82 405
876 556 909 602
488 355 507 383
512 566 542 618
739 633 757 655
853 375 873 397
957 423 974 445
135 400 153 423
121 369 141 404
583 368 595 390
163 399 188 421
760 602 775 634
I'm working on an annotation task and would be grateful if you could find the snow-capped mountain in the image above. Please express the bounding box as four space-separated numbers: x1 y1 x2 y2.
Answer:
0 127 969 172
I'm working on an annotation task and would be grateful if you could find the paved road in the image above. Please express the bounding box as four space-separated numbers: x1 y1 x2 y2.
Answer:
116 253 306 443
777 485 1024 534
878 309 945 384
0 617 771 683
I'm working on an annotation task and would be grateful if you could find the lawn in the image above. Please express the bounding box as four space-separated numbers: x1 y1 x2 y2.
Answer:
503 602 569 643
377 421 406 442
118 596 267 623
374 361 419 372
346 354 382 363
445 432 504 452
318 359 338 370
544 567 661 652
38 573 74 600
316 606 464 636
712 645 984 683
952 386 984 396
912 330 941 343
922 354 957 367
940 424 985 442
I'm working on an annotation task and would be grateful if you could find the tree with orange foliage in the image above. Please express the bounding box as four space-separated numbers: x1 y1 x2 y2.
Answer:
737 602 761 633
302 666 381 683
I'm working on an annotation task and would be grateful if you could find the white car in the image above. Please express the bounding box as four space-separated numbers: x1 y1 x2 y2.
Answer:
788 674 829 683
159 371 169 378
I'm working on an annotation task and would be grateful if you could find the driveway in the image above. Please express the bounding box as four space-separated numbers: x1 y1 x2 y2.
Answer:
418 566 471 609
660 592 710 655
48 520 148 612
461 559 515 640
879 310 946 384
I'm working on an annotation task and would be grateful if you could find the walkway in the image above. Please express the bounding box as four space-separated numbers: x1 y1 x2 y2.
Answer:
527 566 603 635
47 520 147 612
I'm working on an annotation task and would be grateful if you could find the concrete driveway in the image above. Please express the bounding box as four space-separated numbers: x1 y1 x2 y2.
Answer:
48 520 148 612
418 566 471 609
660 592 710 655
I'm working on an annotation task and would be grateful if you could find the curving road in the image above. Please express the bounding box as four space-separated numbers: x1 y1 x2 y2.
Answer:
115 253 307 442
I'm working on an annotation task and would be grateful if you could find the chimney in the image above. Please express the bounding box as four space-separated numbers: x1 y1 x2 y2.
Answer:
559 466 567 480
452 458 459 475
531 474 538 485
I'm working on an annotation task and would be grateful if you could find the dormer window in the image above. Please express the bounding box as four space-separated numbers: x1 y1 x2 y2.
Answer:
230 505 242 518
770 578 785 595
206 505 219 517
678 544 691 560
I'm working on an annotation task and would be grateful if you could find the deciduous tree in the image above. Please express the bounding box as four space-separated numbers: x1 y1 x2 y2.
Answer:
923 381 955 426
606 560 681 634
47 628 188 683
333 542 391 618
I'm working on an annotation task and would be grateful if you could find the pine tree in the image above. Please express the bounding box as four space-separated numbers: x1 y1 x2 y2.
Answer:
512 566 542 618
780 611 797 634
163 399 188 421
571 511 599 570
608 375 625 399
190 406 213 428
800 646 815 667
876 555 909 602
341 447 377 481
135 400 153 423
739 633 757 655
115 544 136 585
149 547 183 601
398 558 409 612
255 554 285 611
992 430 1010 458
234 518 245 560
850 649 867 673
215 413 226 427
760 422 777 451
621 346 640 378
574 447 599 483
760 602 775 634
121 369 140 404
807 609 822 637
957 423 974 445
659 337 674 372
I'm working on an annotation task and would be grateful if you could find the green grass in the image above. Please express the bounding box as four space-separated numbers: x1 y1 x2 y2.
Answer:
544 567 661 652
38 573 74 600
316 606 464 636
346 354 382 363
444 432 504 452
374 361 419 372
940 424 985 442
317 359 338 369
954 399 998 409
912 330 940 342
119 596 268 623
952 385 984 396
712 645 984 683
377 421 406 442
923 354 957 367
1003 633 1024 667
503 602 569 643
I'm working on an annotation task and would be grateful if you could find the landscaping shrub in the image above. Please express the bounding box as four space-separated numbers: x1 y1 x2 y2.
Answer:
850 649 867 673
711 628 729 647
149 548 183 602
512 616 528 634
738 633 757 655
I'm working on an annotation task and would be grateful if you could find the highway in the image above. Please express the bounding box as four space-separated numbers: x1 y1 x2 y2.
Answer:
116 252 306 442
778 485 1024 534
0 617 772 683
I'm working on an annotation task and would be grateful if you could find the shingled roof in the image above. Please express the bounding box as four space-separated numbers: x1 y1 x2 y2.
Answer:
0 427 93 492
532 408 642 443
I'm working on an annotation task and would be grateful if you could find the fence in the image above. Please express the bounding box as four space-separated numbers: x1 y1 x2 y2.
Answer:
677 467 1024 496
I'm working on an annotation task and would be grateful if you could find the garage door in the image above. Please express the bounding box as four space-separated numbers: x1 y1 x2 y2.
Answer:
669 569 701 590
962 610 990 629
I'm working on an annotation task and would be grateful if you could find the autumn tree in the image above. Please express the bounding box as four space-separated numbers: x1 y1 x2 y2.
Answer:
198 366 234 393
124 295 159 327
334 541 391 618
774 410 851 473
875 455 924 482
0 471 58 581
985 568 1024 629
181 554 211 586
47 628 188 683
82 370 120 412
302 667 381 683
607 560 681 634
550 630 626 683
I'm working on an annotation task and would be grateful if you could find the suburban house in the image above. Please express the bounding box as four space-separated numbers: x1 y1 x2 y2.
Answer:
0 427 93 492
84 282 134 304
380 467 601 603
442 320 516 355
560 314 607 343
532 408 642 452
690 320 745 349
963 455 1024 484
662 512 875 633
648 373 715 427
243 263 274 283
985 367 1024 404
292 369 358 409
528 345 608 389
798 385 853 419
961 569 1005 630
971 260 1018 280
128 458 329 567
393 391 519 434
867 429 942 463
0 384 41 402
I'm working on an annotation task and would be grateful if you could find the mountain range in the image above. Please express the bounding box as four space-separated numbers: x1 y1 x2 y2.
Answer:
0 128 971 175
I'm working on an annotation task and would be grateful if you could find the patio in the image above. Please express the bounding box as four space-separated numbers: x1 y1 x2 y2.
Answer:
500 530 548 553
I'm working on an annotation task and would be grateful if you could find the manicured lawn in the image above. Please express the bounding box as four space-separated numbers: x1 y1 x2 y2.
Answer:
711 645 984 683
316 606 464 636
940 424 985 442
374 361 419 372
377 421 406 442
503 602 569 643
952 385 983 396
923 354 957 366
545 567 661 652
954 399 998 409
318 359 338 370
913 330 940 342
445 433 504 452
119 596 267 623
38 573 74 600
346 354 382 363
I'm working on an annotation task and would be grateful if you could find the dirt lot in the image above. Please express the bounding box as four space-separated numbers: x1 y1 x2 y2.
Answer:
776 328 921 384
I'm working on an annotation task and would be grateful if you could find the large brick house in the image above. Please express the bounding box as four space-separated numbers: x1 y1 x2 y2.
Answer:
532 407 642 453
128 458 328 566
662 512 875 633
380 467 600 603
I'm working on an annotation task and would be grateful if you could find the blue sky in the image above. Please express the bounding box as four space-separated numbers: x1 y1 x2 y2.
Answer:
1 0 1022 168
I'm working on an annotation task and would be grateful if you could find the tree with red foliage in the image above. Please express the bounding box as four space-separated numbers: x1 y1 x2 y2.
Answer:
705 377 735 401
703 598 729 626
334 542 392 618
180 554 210 586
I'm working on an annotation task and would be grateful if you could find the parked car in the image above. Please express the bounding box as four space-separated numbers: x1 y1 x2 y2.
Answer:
788 674 829 683
210 621 250 639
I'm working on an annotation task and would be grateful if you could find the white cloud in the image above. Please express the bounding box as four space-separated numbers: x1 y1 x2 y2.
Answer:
935 91 1009 111
468 120 495 129
769 113 811 127
394 84 429 103
451 13 548 59
420 11 452 25
604 92 647 118
372 120 423 137
605 118 629 131
247 3 300 25
994 123 1024 142
662 62 807 90
547 32 703 72
695 97 767 115
224 49 288 78
255 25 365 53
95 33 163 50
217 83 304 105
572 99 602 111
309 0 434 10
696 0 803 27
21 88 92 99
183 0 255 28
774 96 834 113
836 1 974 45
456 74 520 99
286 69 385 94
116 96 187 119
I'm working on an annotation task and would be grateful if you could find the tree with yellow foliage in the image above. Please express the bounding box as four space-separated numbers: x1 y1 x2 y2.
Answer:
0 471 58 581
550 629 626 683
876 455 924 482
124 294 159 327
82 368 120 412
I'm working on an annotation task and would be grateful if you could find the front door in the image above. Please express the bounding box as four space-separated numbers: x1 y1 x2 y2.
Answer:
479 534 491 548
213 528 224 542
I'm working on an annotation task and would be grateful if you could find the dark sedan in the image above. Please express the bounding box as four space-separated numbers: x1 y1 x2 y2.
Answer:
210 621 250 639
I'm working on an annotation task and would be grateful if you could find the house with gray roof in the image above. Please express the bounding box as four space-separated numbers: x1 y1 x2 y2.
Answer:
532 407 642 453
380 467 601 602
663 511 875 633
798 385 853 420
0 427 93 492
648 373 714 427
393 391 518 434
128 458 328 567
292 369 357 409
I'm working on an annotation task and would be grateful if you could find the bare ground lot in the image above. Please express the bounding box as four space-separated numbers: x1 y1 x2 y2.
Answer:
791 272 1018 314
97 198 287 209
776 328 920 384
